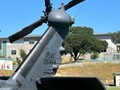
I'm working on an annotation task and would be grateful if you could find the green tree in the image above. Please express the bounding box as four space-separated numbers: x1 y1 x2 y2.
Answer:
99 40 108 52
19 49 27 60
13 57 22 65
112 31 120 43
63 26 108 61
16 57 22 65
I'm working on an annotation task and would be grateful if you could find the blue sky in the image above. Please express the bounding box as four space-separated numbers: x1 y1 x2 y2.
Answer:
0 0 120 38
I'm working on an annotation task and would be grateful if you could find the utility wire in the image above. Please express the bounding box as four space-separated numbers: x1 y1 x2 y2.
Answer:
74 1 86 19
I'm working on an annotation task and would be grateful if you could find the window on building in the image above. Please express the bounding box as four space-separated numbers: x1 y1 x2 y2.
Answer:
12 39 24 44
119 79 120 86
11 50 16 55
2 41 7 57
101 49 106 52
3 41 7 43
29 40 35 44
103 49 106 52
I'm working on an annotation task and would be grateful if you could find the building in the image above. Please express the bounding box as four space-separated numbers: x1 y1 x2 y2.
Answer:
94 33 117 60
0 33 118 60
116 43 120 52
113 72 120 86
0 35 41 60
94 33 117 53
0 58 13 70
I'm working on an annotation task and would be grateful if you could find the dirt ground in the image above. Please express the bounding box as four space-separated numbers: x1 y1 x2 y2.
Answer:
0 70 13 76
56 61 120 85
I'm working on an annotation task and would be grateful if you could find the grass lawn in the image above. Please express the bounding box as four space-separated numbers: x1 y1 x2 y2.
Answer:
106 87 120 90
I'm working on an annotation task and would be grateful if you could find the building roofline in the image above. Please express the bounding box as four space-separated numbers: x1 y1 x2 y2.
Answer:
94 33 117 40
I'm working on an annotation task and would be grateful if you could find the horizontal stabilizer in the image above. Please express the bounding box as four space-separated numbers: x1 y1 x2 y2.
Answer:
38 77 106 90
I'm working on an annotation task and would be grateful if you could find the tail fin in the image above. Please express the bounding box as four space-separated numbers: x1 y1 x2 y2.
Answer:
2 5 74 90
6 26 69 89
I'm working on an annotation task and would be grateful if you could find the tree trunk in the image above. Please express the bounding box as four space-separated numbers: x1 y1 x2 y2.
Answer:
74 51 79 62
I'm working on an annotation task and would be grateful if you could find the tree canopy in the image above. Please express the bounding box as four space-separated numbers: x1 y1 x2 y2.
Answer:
19 49 27 60
63 26 108 61
112 30 120 43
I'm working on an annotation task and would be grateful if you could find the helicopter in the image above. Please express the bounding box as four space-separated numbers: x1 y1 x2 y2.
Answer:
0 0 106 90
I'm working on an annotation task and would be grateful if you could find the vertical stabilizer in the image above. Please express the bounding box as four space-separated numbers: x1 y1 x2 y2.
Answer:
5 6 74 90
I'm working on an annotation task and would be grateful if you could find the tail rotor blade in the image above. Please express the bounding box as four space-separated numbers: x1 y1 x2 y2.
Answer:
64 0 85 10
9 17 47 43
45 0 51 7
45 0 52 13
